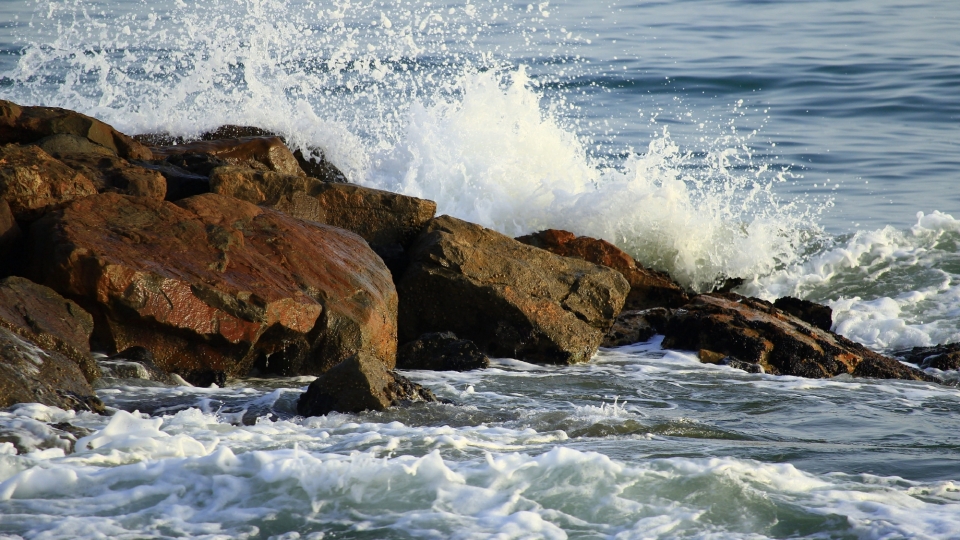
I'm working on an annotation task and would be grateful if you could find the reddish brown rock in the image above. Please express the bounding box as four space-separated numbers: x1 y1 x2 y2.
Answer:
0 276 103 412
210 166 436 250
151 137 304 177
516 229 689 310
398 216 630 364
0 144 97 221
26 192 398 378
0 100 152 160
661 293 935 381
296 352 437 416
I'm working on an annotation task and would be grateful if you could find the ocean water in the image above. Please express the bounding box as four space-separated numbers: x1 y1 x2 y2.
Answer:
2 0 960 538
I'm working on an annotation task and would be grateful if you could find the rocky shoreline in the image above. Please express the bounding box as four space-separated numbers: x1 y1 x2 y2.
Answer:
0 100 948 417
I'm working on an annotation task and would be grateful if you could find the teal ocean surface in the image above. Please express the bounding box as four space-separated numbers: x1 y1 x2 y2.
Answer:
1 1 959 538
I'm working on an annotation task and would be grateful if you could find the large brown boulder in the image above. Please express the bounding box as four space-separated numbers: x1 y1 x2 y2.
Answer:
151 137 304 177
0 100 152 160
398 216 630 364
209 166 436 252
0 276 103 412
0 144 97 221
661 293 935 381
26 192 398 378
516 229 689 310
296 352 437 416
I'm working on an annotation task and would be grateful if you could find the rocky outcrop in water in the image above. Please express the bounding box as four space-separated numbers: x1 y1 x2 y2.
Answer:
601 308 673 347
397 332 489 371
0 276 103 412
1 100 153 160
897 344 960 371
26 192 398 379
398 216 629 364
516 229 689 310
661 293 934 381
297 352 437 416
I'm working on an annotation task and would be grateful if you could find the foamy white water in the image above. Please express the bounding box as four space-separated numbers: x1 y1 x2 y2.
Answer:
2 0 960 538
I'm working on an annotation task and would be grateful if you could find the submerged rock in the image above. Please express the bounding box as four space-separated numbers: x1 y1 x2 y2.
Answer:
297 352 437 416
661 293 934 381
0 144 97 222
0 276 102 412
516 229 689 310
397 332 489 371
26 192 398 379
0 99 152 160
151 136 305 177
398 216 629 364
773 296 833 332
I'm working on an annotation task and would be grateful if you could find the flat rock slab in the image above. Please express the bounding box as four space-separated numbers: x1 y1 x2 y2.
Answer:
662 293 935 381
0 144 97 221
210 166 436 250
151 137 304 177
297 352 437 416
27 192 398 378
398 216 629 364
0 99 152 160
516 229 689 310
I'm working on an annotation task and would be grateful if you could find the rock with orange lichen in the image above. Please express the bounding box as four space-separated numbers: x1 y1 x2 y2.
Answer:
26 192 398 379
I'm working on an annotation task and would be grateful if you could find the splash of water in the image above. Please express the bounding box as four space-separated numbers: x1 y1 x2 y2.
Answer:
2 0 820 290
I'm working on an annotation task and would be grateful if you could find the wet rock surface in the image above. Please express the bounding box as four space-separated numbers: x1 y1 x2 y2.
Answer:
773 296 833 332
26 192 398 379
601 308 672 347
1 100 152 160
399 216 629 364
0 276 103 412
516 229 689 310
897 344 960 371
297 352 437 416
55 153 167 200
0 144 97 221
661 293 934 381
397 332 489 371
0 276 100 383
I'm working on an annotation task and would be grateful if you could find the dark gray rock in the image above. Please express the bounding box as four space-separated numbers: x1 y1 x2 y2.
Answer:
773 296 833 332
397 332 489 371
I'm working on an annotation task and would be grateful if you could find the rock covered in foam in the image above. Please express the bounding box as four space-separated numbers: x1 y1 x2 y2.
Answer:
0 144 97 222
662 293 936 381
398 216 629 364
397 332 489 371
516 229 690 310
0 99 152 160
26 192 398 379
0 277 103 412
297 352 437 416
